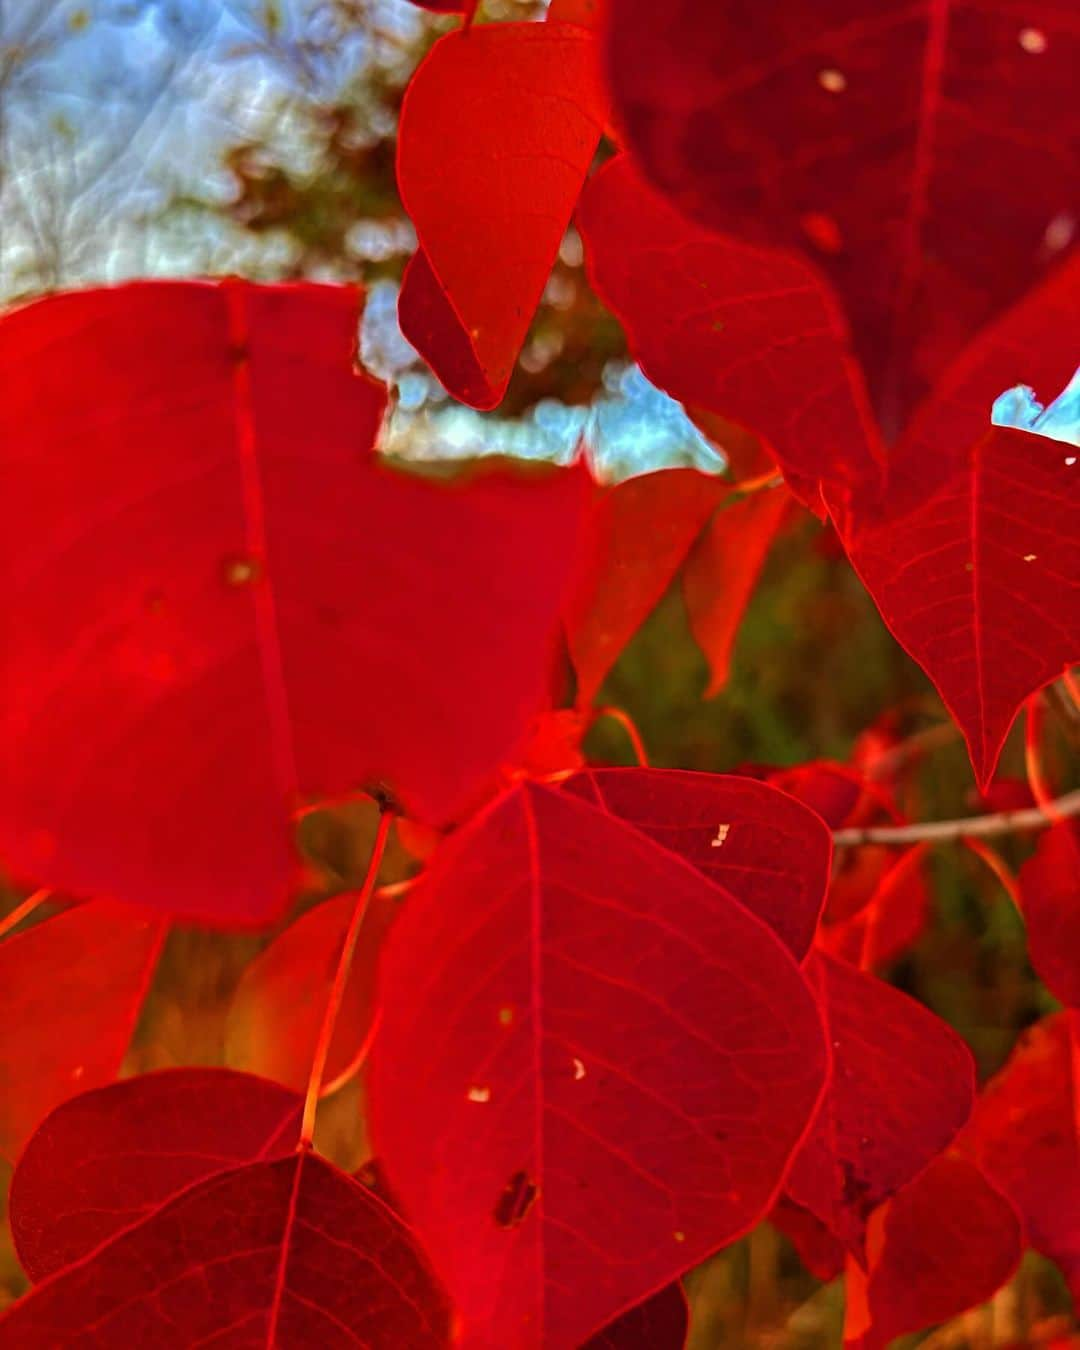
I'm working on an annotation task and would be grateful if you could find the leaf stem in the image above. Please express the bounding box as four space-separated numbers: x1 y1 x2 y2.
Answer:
298 807 395 1149
0 887 52 941
832 788 1080 847
591 705 649 766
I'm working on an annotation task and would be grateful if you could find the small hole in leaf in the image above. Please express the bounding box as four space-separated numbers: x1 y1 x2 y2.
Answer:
1066 456 1077 466
710 824 731 848
572 1057 586 1080
1018 26 1047 53
466 1085 491 1103
1023 554 1037 562
494 1170 538 1228
817 68 847 92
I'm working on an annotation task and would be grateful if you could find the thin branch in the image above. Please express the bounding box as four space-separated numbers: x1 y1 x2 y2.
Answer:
832 788 1080 847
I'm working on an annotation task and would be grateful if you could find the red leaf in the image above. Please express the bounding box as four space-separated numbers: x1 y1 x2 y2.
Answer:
837 254 1080 788
605 0 1080 424
819 844 931 969
397 23 605 408
10 1068 301 1279
770 1196 845 1283
370 781 828 1348
1018 821 1080 1008
785 952 975 1250
843 1155 1022 1349
225 890 398 1093
577 155 883 507
0 281 587 923
682 486 792 695
563 469 724 703
561 767 832 961
0 900 165 1162
581 1284 688 1349
0 1150 452 1347
970 1012 1080 1299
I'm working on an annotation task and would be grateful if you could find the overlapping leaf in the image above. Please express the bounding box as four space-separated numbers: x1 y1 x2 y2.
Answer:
370 780 828 1348
225 889 398 1093
563 469 724 703
969 1012 1080 1298
1018 821 1080 1008
10 1069 301 1279
838 257 1080 786
1 1148 451 1347
0 900 165 1162
561 767 832 960
682 487 792 695
0 281 587 923
582 1284 688 1349
605 0 1080 423
843 1155 1022 1349
397 23 605 407
785 952 975 1250
577 154 884 506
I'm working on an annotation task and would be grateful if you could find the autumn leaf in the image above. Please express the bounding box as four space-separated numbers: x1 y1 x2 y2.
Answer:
0 901 165 1162
370 780 828 1347
0 281 587 924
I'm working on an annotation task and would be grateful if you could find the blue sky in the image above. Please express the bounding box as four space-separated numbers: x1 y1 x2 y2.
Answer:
4 0 1075 466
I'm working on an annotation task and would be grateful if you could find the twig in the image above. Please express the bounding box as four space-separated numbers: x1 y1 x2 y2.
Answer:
832 788 1080 847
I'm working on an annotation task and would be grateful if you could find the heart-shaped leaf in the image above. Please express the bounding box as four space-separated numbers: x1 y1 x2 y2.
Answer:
0 281 587 923
371 780 828 1347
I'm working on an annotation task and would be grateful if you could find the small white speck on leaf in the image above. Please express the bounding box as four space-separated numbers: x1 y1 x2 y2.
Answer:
1066 456 1077 466
466 1085 491 1103
1023 554 1037 562
222 556 260 587
1044 213 1075 252
818 68 847 92
572 1057 586 1081
1018 26 1047 53
710 824 731 848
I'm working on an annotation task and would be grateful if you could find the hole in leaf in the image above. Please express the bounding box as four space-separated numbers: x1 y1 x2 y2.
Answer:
1018 26 1047 53
817 68 847 92
494 1170 538 1228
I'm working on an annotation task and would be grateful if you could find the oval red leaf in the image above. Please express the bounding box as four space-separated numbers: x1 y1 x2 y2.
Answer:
785 952 975 1250
398 23 605 408
10 1068 301 1280
370 780 828 1348
970 1012 1080 1300
843 1155 1021 1349
605 0 1079 424
0 1151 452 1347
225 889 398 1093
0 281 587 923
0 900 165 1162
562 767 832 961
